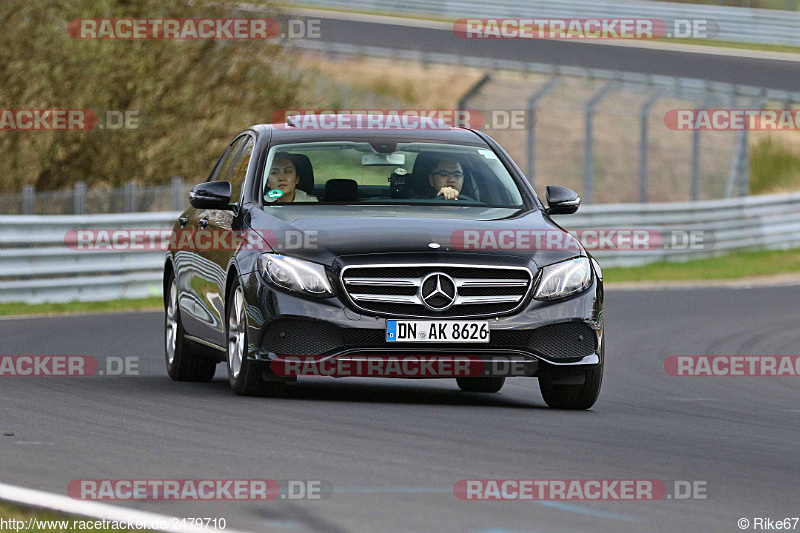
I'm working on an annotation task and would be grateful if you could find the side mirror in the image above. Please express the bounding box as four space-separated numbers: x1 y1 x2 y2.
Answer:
545 186 580 215
189 181 233 210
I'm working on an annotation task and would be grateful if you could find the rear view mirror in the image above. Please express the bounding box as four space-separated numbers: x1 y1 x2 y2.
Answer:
189 181 233 210
545 186 580 215
362 153 405 166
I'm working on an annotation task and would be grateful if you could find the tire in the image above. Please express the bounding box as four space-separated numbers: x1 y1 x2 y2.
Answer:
538 345 604 410
164 272 217 382
226 282 286 397
456 376 505 393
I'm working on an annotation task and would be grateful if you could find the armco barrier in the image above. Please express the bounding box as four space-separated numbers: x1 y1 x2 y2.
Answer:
1 192 800 303
0 212 177 304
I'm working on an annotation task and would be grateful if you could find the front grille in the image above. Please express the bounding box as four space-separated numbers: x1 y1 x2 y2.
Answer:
261 319 596 361
341 264 533 318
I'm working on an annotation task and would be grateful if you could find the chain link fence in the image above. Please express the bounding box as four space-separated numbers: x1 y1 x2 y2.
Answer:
461 72 780 204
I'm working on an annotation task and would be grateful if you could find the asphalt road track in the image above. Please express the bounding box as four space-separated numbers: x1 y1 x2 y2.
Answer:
1 286 799 532
297 14 800 91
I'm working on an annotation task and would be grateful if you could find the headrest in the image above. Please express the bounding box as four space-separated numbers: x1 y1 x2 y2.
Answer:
323 179 359 202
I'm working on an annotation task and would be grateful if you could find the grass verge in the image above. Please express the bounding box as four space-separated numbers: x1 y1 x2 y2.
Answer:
750 136 800 194
603 247 800 282
0 297 162 317
0 501 134 532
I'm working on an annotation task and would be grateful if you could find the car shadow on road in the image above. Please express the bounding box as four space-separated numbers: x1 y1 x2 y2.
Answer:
118 373 550 409
205 375 549 409
91 374 596 411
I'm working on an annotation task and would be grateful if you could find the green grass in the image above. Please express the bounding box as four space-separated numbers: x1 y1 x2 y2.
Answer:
604 247 800 282
0 502 134 532
0 297 162 317
750 137 800 194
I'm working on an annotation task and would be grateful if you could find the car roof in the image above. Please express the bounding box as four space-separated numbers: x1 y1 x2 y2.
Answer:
247 116 489 146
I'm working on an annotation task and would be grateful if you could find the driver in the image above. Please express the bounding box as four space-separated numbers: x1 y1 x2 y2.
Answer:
266 156 318 203
428 158 464 200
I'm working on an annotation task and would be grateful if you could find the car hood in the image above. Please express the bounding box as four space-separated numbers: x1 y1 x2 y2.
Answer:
246 204 583 267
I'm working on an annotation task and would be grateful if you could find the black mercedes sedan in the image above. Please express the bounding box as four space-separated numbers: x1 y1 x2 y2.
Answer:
163 115 604 409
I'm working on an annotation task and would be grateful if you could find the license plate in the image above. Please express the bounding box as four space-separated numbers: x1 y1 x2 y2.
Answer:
386 320 490 343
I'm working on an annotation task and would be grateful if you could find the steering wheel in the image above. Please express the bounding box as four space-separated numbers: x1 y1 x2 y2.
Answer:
435 192 476 202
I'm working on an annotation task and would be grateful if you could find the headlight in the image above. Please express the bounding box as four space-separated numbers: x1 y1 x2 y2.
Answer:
534 257 592 300
260 254 333 297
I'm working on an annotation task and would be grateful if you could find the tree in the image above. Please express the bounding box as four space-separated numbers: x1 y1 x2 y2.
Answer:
0 0 303 190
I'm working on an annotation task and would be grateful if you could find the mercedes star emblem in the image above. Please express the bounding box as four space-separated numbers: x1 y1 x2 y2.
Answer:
419 273 457 311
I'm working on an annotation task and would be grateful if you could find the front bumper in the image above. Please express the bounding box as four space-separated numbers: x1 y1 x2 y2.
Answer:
238 264 603 378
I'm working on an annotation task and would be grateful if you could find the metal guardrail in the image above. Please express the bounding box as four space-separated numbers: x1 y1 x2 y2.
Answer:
294 0 800 46
0 212 176 304
562 191 800 266
2 192 800 303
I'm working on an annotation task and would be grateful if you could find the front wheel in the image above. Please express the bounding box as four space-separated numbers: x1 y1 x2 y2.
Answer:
538 346 603 410
164 273 217 382
226 283 286 397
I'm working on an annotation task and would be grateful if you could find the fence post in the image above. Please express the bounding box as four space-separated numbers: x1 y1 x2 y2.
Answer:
691 127 702 201
457 73 492 112
725 91 764 198
738 125 751 197
171 176 184 211
22 185 35 215
738 91 766 196
73 182 86 214
526 76 560 187
584 81 617 204
691 92 713 201
639 89 663 203
124 181 137 212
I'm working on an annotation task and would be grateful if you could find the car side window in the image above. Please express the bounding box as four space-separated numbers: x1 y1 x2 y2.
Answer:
211 136 247 183
228 136 255 203
206 148 230 182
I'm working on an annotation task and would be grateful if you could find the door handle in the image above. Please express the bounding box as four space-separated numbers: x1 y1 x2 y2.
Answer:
198 218 209 229
178 216 188 227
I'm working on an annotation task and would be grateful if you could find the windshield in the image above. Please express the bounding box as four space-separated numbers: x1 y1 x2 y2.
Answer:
261 141 525 207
